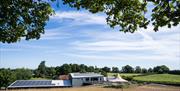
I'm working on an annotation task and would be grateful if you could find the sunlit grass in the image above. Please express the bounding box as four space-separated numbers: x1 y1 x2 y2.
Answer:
133 74 180 85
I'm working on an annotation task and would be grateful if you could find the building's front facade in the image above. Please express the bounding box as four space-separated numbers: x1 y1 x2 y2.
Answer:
70 73 104 87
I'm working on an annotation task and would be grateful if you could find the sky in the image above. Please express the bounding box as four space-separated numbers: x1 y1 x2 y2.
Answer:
0 1 180 70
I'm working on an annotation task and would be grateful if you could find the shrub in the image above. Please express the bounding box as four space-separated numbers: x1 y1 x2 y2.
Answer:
169 70 180 75
121 76 133 81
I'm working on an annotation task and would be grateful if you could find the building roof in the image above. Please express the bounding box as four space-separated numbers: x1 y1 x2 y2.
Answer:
59 75 69 80
70 73 103 78
8 80 71 89
107 77 128 83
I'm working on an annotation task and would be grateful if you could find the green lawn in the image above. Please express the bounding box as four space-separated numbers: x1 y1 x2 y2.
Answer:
133 74 180 85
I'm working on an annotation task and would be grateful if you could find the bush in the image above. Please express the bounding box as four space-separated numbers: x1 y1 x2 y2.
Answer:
169 70 180 75
121 76 133 81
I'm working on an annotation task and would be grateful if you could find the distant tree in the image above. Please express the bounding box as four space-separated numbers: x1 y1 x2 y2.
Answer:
79 64 87 73
122 65 134 73
135 66 142 73
71 64 80 72
148 68 153 73
168 70 180 75
14 68 32 80
35 61 47 77
112 67 119 73
160 65 170 73
141 68 148 73
153 65 169 74
60 64 72 75
101 71 107 77
87 66 95 72
55 66 61 76
94 66 101 73
102 66 111 72
0 69 15 88
46 67 56 79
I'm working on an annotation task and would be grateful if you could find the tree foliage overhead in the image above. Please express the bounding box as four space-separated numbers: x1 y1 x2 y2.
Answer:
0 0 54 43
63 0 180 32
0 0 180 43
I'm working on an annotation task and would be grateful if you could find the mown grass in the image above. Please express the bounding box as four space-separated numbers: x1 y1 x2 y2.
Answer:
133 74 180 85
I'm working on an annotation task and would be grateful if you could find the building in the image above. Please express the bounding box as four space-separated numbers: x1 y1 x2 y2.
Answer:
59 75 69 80
70 73 104 87
7 72 104 89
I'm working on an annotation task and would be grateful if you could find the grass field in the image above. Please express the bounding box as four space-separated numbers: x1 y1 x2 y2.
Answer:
133 74 180 85
8 85 180 91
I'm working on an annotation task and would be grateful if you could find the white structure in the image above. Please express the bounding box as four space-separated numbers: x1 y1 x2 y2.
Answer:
8 73 104 89
107 74 128 83
70 73 104 87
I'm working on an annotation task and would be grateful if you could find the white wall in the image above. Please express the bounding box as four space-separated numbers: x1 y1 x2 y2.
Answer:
72 78 83 87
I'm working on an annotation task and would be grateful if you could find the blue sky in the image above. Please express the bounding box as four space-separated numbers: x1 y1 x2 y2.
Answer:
0 2 180 70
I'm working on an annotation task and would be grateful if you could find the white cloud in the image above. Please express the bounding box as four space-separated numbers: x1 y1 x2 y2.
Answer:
50 11 106 25
0 48 22 52
69 25 180 62
72 40 155 51
40 28 71 40
0 43 52 51
66 53 178 62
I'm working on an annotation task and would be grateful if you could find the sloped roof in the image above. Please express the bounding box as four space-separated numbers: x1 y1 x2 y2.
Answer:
108 78 128 83
70 73 103 78
8 80 71 88
59 75 69 80
107 74 128 83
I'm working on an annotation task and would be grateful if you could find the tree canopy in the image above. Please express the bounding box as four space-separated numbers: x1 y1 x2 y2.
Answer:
0 0 180 43
153 65 170 74
35 61 47 78
0 0 53 43
122 65 134 73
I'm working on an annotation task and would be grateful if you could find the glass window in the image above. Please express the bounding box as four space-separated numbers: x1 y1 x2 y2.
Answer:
86 78 89 81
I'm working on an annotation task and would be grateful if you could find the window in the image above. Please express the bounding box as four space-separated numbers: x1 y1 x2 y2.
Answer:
91 77 98 81
86 78 89 81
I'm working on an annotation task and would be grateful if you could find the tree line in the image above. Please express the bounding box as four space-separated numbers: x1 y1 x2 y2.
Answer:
0 61 179 88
